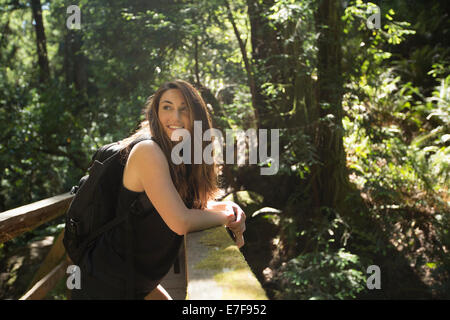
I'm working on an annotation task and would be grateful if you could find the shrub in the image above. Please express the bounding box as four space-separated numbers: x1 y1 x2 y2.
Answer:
273 248 367 300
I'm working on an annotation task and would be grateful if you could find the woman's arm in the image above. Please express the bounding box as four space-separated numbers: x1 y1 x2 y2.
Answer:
129 140 235 236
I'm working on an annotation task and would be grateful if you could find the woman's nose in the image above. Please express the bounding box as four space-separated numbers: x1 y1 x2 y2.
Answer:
175 109 182 121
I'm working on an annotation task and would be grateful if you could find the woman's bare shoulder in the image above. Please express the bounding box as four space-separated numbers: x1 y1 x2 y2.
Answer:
129 139 167 167
131 139 160 151
123 139 169 192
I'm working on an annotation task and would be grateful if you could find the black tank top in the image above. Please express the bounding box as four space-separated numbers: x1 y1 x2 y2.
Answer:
83 140 183 295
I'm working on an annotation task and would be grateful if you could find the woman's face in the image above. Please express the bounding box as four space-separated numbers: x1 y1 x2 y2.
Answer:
158 89 191 139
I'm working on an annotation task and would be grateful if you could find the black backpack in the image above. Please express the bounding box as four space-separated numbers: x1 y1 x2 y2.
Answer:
63 136 152 266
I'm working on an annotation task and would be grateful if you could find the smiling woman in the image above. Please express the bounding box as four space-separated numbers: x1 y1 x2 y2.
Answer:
70 80 246 300
127 80 220 209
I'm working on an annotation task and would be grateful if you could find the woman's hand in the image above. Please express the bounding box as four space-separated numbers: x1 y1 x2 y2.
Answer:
208 200 246 248
227 202 246 248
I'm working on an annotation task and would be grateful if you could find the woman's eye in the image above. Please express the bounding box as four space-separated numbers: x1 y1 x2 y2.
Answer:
162 105 171 110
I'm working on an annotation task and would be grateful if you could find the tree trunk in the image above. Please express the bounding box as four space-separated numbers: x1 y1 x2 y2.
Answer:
64 30 88 94
30 0 50 84
193 35 201 86
310 0 349 212
246 0 284 130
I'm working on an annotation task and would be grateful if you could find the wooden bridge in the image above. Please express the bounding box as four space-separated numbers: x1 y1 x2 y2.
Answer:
0 193 267 300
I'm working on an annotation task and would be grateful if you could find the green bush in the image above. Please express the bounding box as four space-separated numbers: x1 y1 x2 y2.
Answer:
273 248 367 300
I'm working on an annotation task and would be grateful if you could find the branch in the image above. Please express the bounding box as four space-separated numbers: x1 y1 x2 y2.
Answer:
223 0 259 129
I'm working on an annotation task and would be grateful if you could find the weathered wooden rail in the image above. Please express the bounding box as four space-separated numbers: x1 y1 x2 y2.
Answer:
0 193 267 300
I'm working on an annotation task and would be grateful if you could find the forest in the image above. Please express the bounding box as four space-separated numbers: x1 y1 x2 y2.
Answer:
0 0 449 299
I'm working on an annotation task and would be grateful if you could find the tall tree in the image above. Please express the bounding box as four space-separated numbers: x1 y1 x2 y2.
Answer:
306 0 347 211
64 30 88 96
310 0 349 212
241 0 354 256
30 0 50 83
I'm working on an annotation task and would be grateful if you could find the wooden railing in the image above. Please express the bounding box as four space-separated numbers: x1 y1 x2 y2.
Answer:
0 193 267 300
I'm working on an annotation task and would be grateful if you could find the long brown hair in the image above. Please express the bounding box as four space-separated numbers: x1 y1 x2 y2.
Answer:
119 80 219 209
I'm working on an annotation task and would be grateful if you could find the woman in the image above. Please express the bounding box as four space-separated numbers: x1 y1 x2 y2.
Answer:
71 80 246 300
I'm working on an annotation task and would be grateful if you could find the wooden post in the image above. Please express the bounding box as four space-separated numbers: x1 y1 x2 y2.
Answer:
20 259 69 300
26 229 67 292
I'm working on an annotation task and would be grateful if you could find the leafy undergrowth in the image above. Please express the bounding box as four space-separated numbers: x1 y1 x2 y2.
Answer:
359 188 450 298
239 187 449 300
341 72 450 299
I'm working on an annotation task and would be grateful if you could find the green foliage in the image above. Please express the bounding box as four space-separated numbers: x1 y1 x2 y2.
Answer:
341 5 450 296
343 68 449 203
274 202 378 299
273 248 367 300
222 86 254 129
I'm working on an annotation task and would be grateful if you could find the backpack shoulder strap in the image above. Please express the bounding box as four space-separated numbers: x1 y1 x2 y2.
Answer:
91 142 122 165
128 134 154 211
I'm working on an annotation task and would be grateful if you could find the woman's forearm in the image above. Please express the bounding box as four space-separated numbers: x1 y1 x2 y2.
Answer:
184 208 232 234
